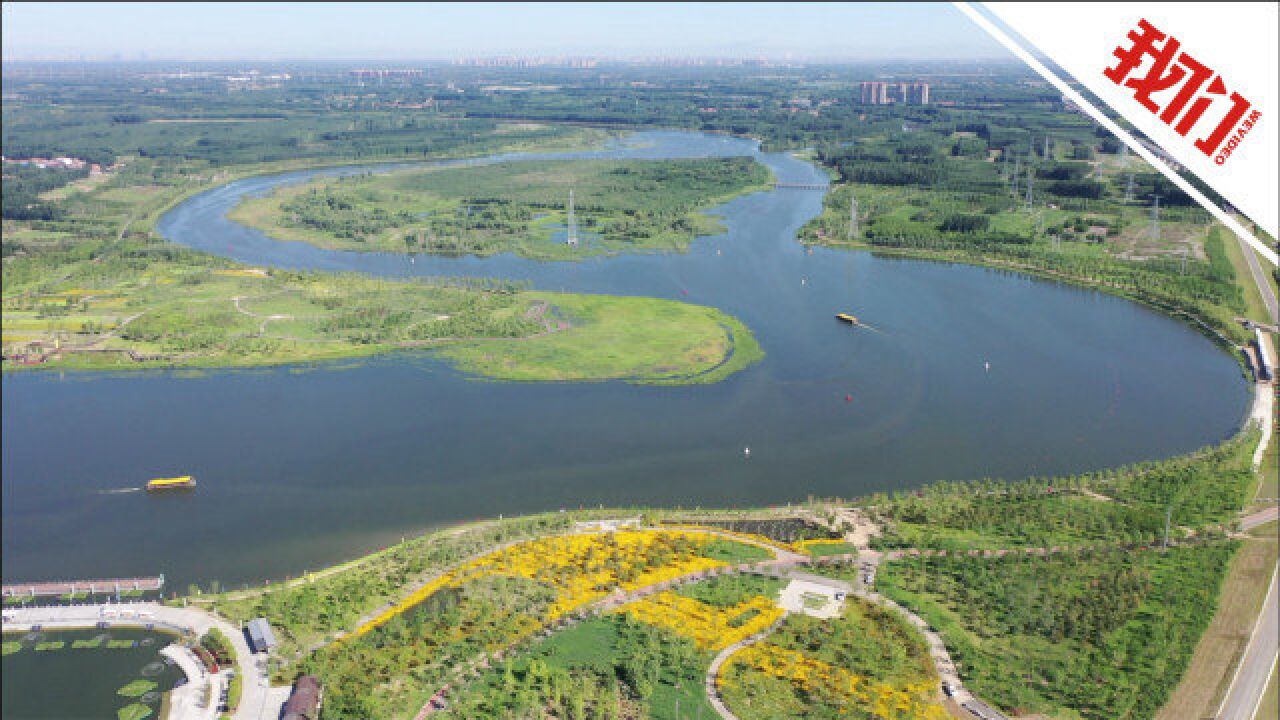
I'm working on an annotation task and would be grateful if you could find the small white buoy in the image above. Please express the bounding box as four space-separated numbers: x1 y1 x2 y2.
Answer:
801 277 807 286
716 249 722 256
744 446 751 457
984 361 990 372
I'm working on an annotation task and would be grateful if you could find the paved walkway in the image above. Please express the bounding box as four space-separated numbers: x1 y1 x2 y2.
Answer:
1 602 287 720
704 614 790 720
160 644 218 720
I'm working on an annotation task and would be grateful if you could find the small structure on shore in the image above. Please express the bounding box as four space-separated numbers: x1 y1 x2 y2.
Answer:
282 675 322 720
246 617 277 654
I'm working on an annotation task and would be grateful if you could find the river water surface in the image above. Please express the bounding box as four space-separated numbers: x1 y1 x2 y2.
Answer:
1 131 1249 590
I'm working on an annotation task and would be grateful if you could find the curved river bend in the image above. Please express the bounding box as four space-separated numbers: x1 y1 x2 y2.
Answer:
1 132 1248 589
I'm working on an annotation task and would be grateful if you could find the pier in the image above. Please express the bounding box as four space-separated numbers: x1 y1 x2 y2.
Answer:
2 575 164 598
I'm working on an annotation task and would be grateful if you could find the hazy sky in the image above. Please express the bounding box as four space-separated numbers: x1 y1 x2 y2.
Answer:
1 2 1006 62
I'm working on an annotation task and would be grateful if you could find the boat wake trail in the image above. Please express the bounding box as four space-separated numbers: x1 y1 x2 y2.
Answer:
100 487 143 495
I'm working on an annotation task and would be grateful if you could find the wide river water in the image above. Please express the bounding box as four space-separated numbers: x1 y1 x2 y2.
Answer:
2 131 1249 590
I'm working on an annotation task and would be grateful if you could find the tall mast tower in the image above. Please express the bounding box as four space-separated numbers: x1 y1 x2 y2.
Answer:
1150 195 1161 242
566 189 578 246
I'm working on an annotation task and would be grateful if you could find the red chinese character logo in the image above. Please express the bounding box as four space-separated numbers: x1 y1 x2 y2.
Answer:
1105 19 1256 160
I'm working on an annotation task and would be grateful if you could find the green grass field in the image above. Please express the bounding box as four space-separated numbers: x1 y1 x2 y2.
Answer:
228 157 772 260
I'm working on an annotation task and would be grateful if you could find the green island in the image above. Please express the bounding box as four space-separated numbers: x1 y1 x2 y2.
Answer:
229 157 773 260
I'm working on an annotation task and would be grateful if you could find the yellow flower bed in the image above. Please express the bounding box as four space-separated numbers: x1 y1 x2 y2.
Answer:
794 538 848 549
660 523 798 554
349 572 458 639
721 644 949 720
468 529 729 618
348 529 747 639
621 591 783 650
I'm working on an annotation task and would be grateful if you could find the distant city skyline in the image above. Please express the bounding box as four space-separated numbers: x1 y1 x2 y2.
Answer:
2 2 1007 62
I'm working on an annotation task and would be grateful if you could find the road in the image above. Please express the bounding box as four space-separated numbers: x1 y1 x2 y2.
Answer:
1236 232 1279 324
1241 506 1279 532
1217 568 1279 720
1 602 289 720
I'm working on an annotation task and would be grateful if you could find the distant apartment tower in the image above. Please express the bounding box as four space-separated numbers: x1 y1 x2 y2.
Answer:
859 81 929 105
349 69 424 83
859 82 890 105
896 82 931 104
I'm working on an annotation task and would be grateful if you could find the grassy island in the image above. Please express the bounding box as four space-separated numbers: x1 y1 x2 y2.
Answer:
228 157 773 260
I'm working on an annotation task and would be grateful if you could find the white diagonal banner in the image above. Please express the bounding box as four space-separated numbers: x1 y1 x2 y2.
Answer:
957 2 1278 266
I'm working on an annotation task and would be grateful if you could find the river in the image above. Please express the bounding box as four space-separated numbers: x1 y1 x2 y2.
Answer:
1 131 1249 591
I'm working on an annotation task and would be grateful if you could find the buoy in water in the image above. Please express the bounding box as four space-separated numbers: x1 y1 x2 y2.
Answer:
984 361 991 372
716 249 722 256
681 289 689 296
801 277 807 286
744 447 751 457
845 394 853 402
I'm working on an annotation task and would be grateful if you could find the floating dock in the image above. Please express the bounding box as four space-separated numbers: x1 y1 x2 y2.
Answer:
2 575 164 598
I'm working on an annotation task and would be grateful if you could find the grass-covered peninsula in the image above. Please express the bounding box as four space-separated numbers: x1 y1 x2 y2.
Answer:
2 121 762 382
2 235 760 382
228 157 773 261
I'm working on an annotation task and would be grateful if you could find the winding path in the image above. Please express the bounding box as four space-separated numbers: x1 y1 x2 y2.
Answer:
704 613 790 720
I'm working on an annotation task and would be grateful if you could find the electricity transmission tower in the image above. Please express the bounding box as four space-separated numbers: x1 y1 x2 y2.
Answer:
1024 167 1035 211
1150 195 1161 242
847 195 859 239
1124 172 1135 204
566 188 578 246
1043 135 1051 159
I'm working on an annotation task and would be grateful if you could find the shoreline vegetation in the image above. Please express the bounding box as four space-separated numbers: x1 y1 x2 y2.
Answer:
3 126 764 383
180 423 1262 720
227 157 774 261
